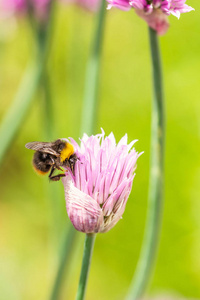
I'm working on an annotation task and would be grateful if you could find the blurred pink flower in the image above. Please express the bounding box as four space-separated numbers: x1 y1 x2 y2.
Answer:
0 0 51 21
1 0 25 14
0 0 101 18
62 129 142 233
107 0 194 35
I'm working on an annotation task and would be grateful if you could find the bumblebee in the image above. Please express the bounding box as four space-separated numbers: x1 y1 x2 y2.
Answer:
25 139 77 181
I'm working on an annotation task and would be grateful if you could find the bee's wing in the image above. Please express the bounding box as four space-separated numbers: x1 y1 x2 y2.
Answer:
25 142 59 156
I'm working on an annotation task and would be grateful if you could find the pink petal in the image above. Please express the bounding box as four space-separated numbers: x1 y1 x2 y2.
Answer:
62 175 103 233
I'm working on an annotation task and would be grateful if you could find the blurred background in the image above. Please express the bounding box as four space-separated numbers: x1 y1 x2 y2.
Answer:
0 0 200 299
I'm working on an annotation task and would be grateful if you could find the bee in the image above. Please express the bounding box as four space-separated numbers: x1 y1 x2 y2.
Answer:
25 139 77 181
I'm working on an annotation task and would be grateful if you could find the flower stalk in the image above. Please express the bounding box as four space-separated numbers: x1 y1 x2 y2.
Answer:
50 226 77 300
42 71 55 140
80 0 106 136
49 1 106 299
75 234 96 300
126 27 165 300
0 0 55 168
0 61 42 167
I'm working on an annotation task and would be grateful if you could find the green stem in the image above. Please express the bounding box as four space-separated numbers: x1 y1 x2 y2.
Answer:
0 1 56 168
42 71 55 140
126 27 165 300
0 61 42 167
35 0 65 247
75 234 96 300
49 2 106 300
41 47 61 244
50 227 77 300
80 0 106 136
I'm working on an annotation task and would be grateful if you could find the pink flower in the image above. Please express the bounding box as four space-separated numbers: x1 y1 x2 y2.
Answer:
62 129 142 233
166 0 194 19
0 0 101 17
107 0 194 35
0 0 51 21
0 0 25 15
107 0 131 11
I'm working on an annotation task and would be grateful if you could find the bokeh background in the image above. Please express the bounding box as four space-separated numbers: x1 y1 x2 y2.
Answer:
0 0 200 299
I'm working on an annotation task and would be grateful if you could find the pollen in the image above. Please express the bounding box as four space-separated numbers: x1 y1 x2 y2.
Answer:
60 143 74 162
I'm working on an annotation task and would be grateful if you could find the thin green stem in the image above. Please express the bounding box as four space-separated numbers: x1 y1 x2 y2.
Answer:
41 43 61 244
126 27 165 300
34 0 65 247
27 0 56 140
49 2 106 300
42 71 55 140
0 61 42 167
80 0 106 136
50 227 77 300
26 0 39 39
75 234 96 300
0 1 56 168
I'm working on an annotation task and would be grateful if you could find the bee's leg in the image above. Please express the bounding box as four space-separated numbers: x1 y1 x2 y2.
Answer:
57 166 63 171
54 161 63 171
49 165 65 181
68 154 79 175
49 166 55 179
49 173 66 181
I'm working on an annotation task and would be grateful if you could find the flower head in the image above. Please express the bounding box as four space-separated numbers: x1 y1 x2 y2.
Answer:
62 129 142 233
107 0 194 35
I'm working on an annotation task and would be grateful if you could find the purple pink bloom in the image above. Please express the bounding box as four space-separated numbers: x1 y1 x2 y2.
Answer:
0 0 51 21
62 129 142 233
107 0 194 35
0 0 100 18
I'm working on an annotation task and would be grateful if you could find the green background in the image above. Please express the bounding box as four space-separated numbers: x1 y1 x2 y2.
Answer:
0 1 200 299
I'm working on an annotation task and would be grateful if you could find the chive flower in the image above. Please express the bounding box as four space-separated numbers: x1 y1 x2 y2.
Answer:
62 129 142 233
107 0 194 35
